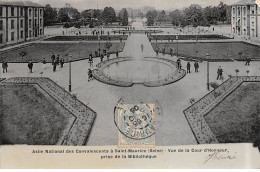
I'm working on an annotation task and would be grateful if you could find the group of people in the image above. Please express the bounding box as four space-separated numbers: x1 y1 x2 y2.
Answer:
88 50 120 66
177 59 200 73
50 53 65 72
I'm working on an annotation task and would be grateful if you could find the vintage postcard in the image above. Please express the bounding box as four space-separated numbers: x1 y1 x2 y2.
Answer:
0 0 260 169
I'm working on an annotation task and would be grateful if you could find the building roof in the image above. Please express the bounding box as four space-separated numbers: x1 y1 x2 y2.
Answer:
232 0 256 6
0 1 43 7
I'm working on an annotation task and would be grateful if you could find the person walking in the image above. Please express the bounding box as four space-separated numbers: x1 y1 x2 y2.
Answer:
107 51 110 60
2 61 8 73
51 53 55 65
42 58 46 69
217 66 223 80
116 51 119 58
60 58 65 68
56 55 60 65
28 61 33 73
88 69 93 82
177 58 182 69
245 56 251 66
53 60 57 72
194 61 199 72
100 53 104 62
170 48 173 57
141 43 144 52
186 62 191 73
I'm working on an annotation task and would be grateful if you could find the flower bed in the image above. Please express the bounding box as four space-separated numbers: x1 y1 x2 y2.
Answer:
44 35 128 41
148 34 233 41
2 77 97 146
152 42 260 61
183 76 260 144
0 42 125 63
113 30 163 34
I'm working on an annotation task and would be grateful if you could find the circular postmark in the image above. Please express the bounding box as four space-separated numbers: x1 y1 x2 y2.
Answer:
114 97 163 140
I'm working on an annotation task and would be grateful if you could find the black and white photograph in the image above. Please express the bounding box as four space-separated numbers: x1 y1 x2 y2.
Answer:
0 0 260 169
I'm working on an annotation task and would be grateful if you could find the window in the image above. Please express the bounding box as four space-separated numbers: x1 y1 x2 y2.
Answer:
35 19 37 26
11 32 14 41
0 7 3 17
20 30 23 39
29 9 32 17
29 30 32 37
11 20 14 29
233 8 235 14
11 7 14 16
40 19 42 26
40 29 42 35
251 6 255 14
20 7 23 16
34 9 37 17
0 33 3 43
29 19 32 28
20 19 23 28
238 7 241 15
243 7 246 15
40 9 42 16
0 20 3 30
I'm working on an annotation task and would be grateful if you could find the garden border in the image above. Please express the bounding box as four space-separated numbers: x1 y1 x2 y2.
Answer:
183 76 260 144
2 77 97 146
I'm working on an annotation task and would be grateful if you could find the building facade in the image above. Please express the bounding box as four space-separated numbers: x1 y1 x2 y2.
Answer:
0 1 44 47
231 0 260 39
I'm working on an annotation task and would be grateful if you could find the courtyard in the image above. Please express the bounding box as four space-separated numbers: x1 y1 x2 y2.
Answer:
0 21 260 146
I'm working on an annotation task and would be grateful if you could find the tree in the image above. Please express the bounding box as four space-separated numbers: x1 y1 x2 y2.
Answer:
155 10 167 25
74 22 81 29
170 10 181 26
122 8 128 26
58 8 70 22
58 4 80 22
146 10 157 26
101 7 116 24
44 4 58 26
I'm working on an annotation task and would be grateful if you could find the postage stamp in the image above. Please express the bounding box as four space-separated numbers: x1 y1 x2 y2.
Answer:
116 103 156 148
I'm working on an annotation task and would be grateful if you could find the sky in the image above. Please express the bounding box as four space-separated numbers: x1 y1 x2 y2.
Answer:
29 0 239 10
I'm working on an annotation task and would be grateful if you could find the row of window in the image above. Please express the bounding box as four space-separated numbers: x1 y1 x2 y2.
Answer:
232 6 255 16
0 7 43 17
0 29 43 44
0 19 43 30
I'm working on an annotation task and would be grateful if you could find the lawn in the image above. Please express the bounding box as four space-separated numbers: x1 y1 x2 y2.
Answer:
204 82 260 143
0 84 73 145
148 34 232 40
152 42 260 61
0 42 125 63
44 35 128 41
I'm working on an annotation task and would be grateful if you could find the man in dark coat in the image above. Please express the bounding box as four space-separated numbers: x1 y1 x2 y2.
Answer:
194 61 199 72
28 61 33 73
170 48 173 57
2 61 8 73
116 51 119 58
187 62 191 73
60 58 65 68
217 66 223 80
51 53 55 65
177 58 182 69
245 56 251 66
53 61 57 72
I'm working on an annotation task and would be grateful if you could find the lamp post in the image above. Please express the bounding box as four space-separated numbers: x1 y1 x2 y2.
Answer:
69 54 72 92
176 34 179 57
206 53 210 91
